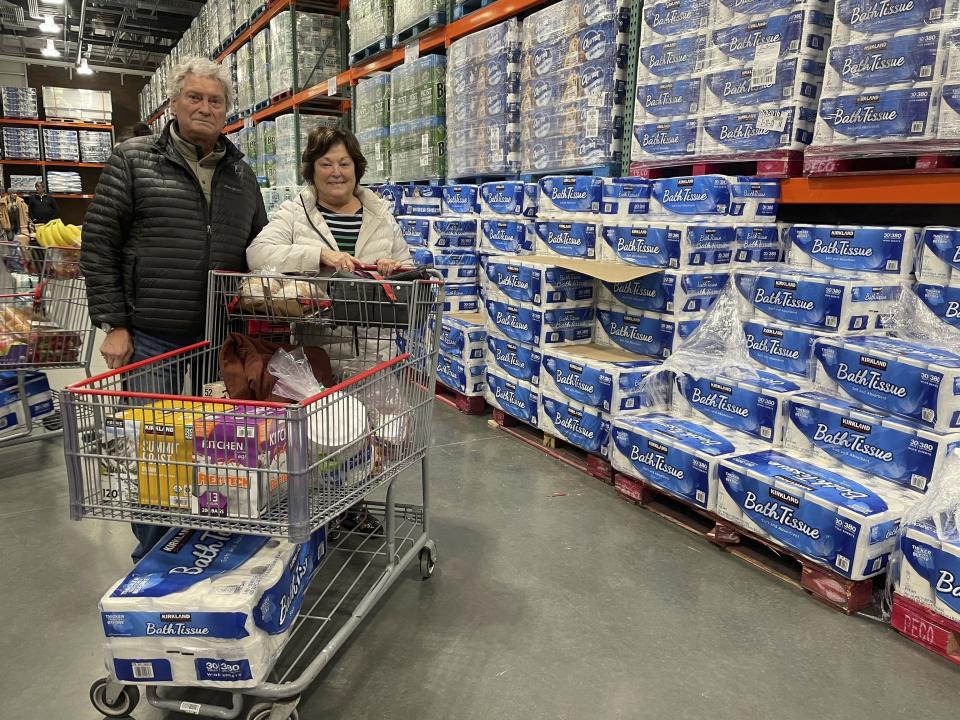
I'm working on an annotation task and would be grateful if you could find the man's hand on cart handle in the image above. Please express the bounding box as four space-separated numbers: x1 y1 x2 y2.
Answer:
320 249 358 273
100 327 133 369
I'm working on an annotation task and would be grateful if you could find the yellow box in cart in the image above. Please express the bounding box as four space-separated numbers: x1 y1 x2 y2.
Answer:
135 402 231 509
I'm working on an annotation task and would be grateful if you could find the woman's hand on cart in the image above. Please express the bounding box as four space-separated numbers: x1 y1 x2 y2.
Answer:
319 249 358 273
100 327 133 369
374 258 405 276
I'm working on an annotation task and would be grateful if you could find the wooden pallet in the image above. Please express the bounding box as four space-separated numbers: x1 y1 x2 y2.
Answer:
435 382 487 415
804 151 960 176
392 12 446 46
349 37 392 65
490 408 613 484
629 150 803 180
452 0 496 20
612 472 879 615
891 593 960 667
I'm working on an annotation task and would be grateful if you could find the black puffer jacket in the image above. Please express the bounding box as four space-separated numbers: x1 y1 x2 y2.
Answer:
82 121 267 339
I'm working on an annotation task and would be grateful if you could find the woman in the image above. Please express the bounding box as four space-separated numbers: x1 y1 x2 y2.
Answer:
1 189 30 242
248 127 409 275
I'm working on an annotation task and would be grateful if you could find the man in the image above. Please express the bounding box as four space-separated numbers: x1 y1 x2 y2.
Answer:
82 57 267 561
27 181 58 223
0 188 29 242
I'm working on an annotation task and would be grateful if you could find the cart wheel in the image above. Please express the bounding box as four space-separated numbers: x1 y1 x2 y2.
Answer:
89 678 140 718
419 546 436 580
246 702 300 720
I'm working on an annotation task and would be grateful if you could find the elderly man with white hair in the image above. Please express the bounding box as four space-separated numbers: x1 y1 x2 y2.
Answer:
82 57 268 561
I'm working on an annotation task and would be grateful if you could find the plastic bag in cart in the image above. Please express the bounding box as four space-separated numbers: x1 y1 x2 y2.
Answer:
338 355 413 458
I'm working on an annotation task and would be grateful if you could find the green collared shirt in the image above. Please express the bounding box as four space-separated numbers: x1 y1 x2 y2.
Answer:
170 122 227 207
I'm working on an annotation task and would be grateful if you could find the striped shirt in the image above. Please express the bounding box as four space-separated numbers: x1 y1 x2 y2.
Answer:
318 204 363 255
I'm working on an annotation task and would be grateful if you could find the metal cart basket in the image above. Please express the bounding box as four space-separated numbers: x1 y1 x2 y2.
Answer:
63 269 444 720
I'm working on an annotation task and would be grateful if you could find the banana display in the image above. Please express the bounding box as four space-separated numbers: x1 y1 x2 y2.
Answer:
35 220 81 249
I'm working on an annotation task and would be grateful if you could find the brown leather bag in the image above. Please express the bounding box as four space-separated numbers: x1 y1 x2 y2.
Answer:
219 332 334 402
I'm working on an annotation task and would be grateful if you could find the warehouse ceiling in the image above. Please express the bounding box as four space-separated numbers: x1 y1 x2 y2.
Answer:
0 0 200 72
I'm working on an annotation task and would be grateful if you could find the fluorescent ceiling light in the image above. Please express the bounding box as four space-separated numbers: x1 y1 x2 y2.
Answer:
39 15 59 33
77 58 93 75
40 0 64 4
41 39 60 57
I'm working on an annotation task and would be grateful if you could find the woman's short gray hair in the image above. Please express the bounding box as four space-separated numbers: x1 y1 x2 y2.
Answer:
168 57 234 107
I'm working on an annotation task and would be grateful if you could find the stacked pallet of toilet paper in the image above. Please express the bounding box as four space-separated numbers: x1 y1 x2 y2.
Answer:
631 0 833 166
914 226 960 331
518 0 629 174
811 0 960 149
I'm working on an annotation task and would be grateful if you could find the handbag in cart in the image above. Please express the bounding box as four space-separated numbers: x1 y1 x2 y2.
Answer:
328 267 432 328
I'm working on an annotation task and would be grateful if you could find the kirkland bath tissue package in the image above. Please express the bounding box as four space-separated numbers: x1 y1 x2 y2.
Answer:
539 392 612 456
785 390 960 492
649 176 780 222
716 449 913 580
743 317 825 377
914 282 960 330
597 271 729 314
813 335 960 431
482 257 595 307
916 226 960 285
479 181 539 217
610 413 767 511
485 368 540 425
480 218 535 255
540 344 660 413
785 224 918 275
484 297 594 347
595 304 701 358
101 526 327 688
599 222 735 269
436 313 487 361
437 352 487 396
897 515 960 623
398 216 478 249
486 333 543 386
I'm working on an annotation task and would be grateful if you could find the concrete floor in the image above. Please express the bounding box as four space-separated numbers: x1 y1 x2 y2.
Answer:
2 395 960 720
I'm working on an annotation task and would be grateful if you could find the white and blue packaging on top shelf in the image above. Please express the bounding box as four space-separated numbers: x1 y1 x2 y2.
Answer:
649 176 780 222
485 369 540 425
601 177 652 216
533 219 599 258
784 390 960 493
482 257 594 307
484 297 594 347
599 222 735 269
479 181 539 217
398 216 478 249
486 332 543 385
916 226 960 285
785 224 918 275
735 266 901 332
539 392 613 456
375 184 403 215
480 219 535 255
442 283 482 313
441 184 480 215
539 346 660 413
597 271 730 314
399 185 443 216
813 85 941 146
99 526 327 688
436 352 487 396
813 335 960 432
709 9 834 67
595 304 701 357
743 317 825 377
674 369 806 445
702 57 826 114
700 104 819 155
610 413 766 511
715 449 913 580
537 176 604 215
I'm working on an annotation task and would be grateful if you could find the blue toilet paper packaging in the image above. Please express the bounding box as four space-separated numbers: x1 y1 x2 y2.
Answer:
441 184 480 214
785 224 918 275
702 57 826 114
716 449 912 580
897 519 960 621
637 34 708 81
743 317 824 377
411 248 479 281
824 31 945 94
484 297 594 347
486 332 543 385
442 283 482 313
482 258 594 307
733 224 783 265
533 219 599 258
650 175 779 221
597 271 729 313
913 282 960 331
480 219 535 255
399 216 477 249
479 181 539 217
813 335 960 431
633 77 703 122
641 0 713 39
599 222 735 269
631 117 700 161
700 104 818 156
601 177 652 217
594 304 701 357
537 175 604 215
435 314 487 360
713 0 833 25
539 345 660 413
814 85 940 145
540 392 612 456
610 413 766 511
832 0 953 42
484 369 540 426
709 9 833 66
674 369 806 444
437 352 486 396
785 390 960 493
916 226 960 285
399 185 443 216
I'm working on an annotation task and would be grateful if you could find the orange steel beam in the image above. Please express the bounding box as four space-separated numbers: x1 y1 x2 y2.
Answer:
781 176 960 205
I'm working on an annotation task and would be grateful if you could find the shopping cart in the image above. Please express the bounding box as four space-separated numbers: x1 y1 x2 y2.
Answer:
62 268 444 719
0 240 94 445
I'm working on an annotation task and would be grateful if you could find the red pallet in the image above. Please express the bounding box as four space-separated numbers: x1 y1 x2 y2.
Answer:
892 594 960 667
490 408 613 484
629 150 802 180
804 148 960 177
612 471 878 614
434 382 488 415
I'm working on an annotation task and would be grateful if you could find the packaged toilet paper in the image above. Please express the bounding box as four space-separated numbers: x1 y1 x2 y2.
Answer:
735 266 901 331
539 391 612 456
479 181 539 217
485 368 540 425
484 297 594 347
832 0 954 42
743 317 824 377
824 31 945 94
436 313 487 360
814 85 940 145
0 370 53 439
702 57 825 114
813 334 960 431
785 224 918 275
915 282 960 330
674 369 806 444
631 117 700 161
485 332 543 385
375 184 402 215
716 449 910 580
443 282 482 313
700 104 818 156
712 0 833 26
650 175 780 222
540 344 660 413
398 216 477 249
785 390 960 492
595 304 700 358
597 271 729 313
482 258 594 307
410 248 480 282
637 34 708 82
400 185 443 216
610 413 766 511
480 219 535 255
100 526 327 688
537 175 604 215
441 184 480 214
437 352 487 396
709 9 833 67
192 406 288 519
733 224 783 264
601 177 652 217
633 76 703 123
641 0 712 39
897 518 960 621
599 222 735 269
939 83 960 138
533 219 599 259
916 226 960 285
